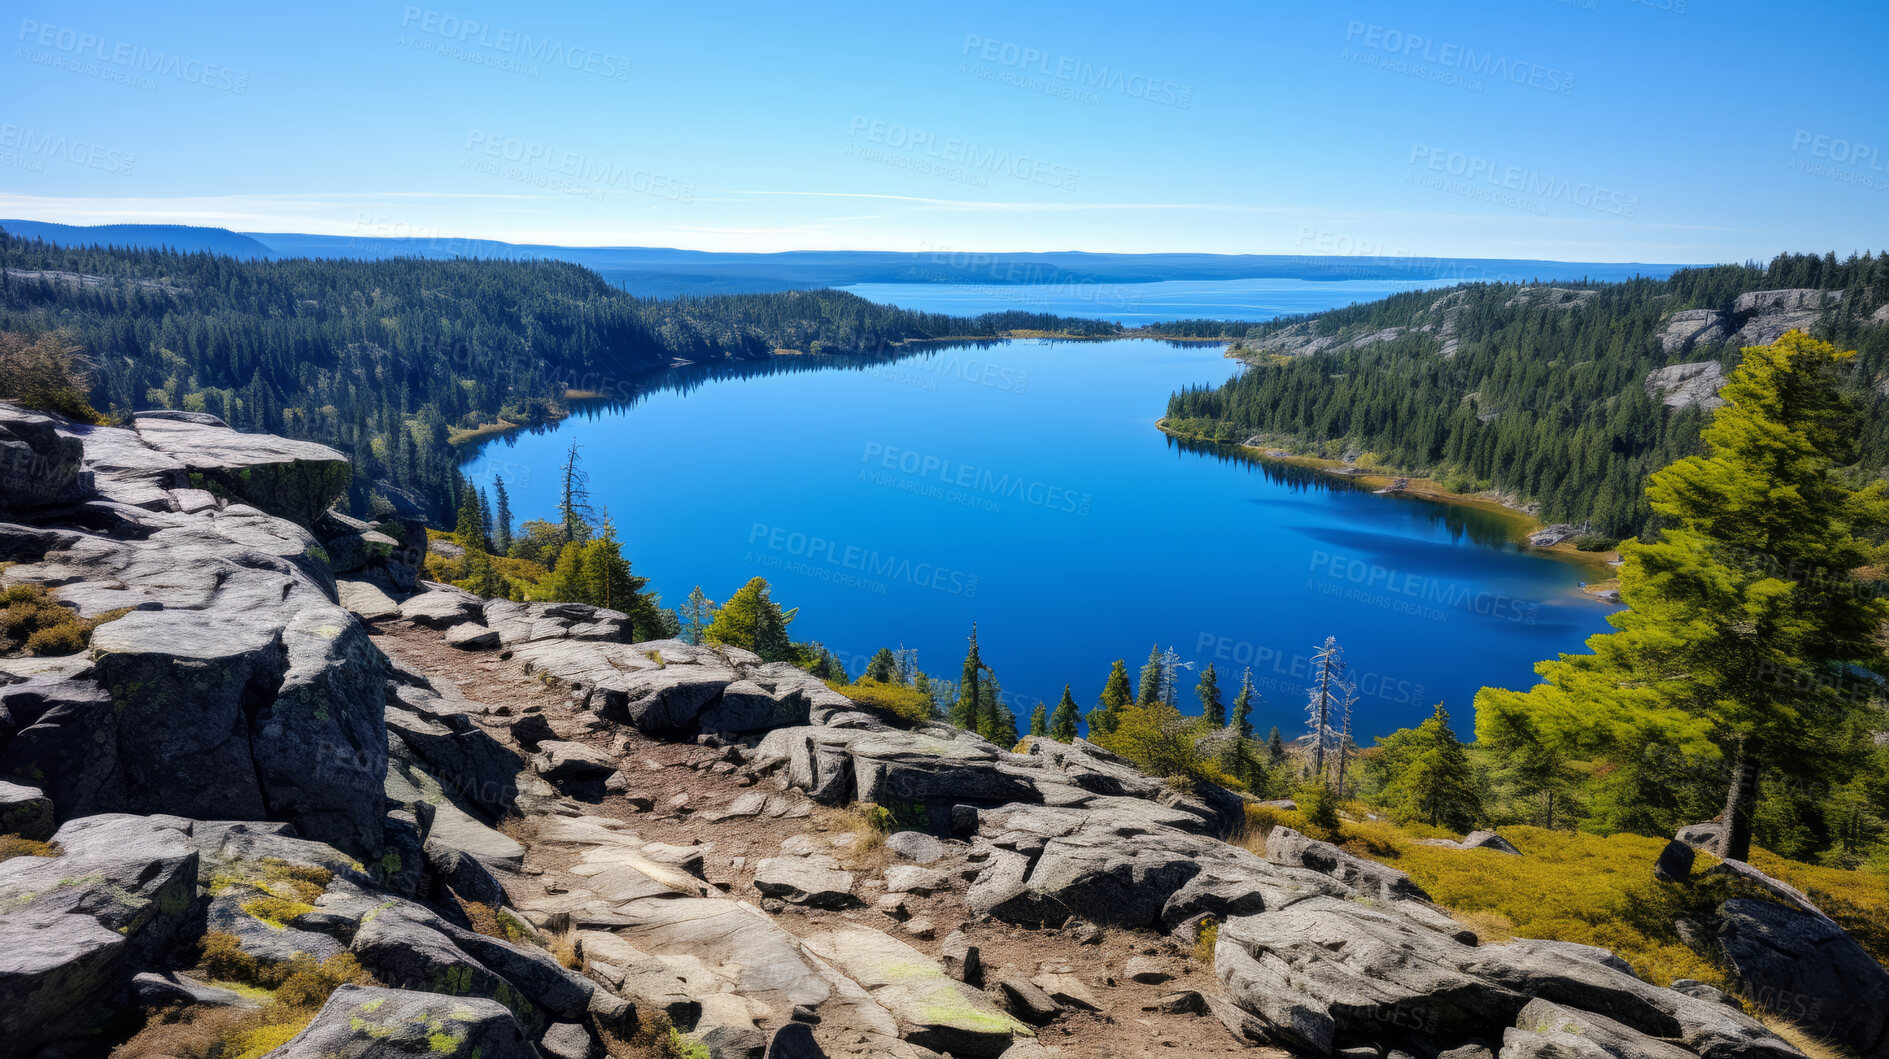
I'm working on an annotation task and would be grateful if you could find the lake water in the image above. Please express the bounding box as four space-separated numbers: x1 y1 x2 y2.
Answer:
836 278 1459 324
465 336 1618 740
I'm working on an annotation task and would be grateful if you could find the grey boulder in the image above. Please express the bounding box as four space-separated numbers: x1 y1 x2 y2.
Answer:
0 780 54 840
398 588 484 630
265 984 537 1058
132 410 351 526
1711 897 1889 1057
0 402 87 509
0 814 199 1055
755 854 857 908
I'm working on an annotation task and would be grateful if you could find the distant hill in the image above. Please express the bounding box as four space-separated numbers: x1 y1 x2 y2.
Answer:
3 220 1694 295
0 219 271 258
245 233 1688 290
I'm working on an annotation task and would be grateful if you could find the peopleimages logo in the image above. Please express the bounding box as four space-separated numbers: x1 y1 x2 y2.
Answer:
747 523 979 598
1309 549 1539 625
17 19 250 92
1408 144 1638 218
1791 130 1889 173
959 34 1192 109
847 117 1079 191
1195 634 1427 705
398 8 631 80
1343 21 1575 95
0 123 135 175
464 130 694 202
860 443 1092 516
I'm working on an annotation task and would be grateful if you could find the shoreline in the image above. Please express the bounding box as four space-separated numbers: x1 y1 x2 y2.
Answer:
449 339 1617 598
445 330 1224 446
1155 419 1620 579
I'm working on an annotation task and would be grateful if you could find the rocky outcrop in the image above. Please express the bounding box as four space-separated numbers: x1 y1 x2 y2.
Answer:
1659 309 1734 355
523 812 1023 1059
1729 289 1842 346
0 779 54 839
0 403 88 510
737 700 1805 1057
0 404 387 857
1214 893 1798 1058
320 508 425 595
1708 898 1889 1056
267 984 538 1058
0 814 199 1055
1419 829 1522 855
131 410 351 526
1655 289 1843 360
1644 361 1728 411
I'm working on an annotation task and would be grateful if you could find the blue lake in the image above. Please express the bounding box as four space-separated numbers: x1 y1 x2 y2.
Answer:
836 278 1462 324
465 335 1618 740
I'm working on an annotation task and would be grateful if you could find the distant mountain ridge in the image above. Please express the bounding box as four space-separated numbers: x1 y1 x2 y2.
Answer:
2 220 1691 295
0 219 273 259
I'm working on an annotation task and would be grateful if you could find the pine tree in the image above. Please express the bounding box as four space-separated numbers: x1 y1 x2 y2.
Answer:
1136 646 1163 708
975 668 1004 742
1480 707 1580 829
532 542 585 602
1266 726 1286 767
988 700 1020 748
1306 637 1350 786
1221 736 1262 795
1476 332 1889 859
1380 704 1481 829
492 475 513 554
1197 663 1225 727
1088 659 1132 735
454 548 503 598
1048 684 1080 742
704 577 797 660
558 441 594 542
1231 667 1255 739
751 591 793 663
952 624 988 734
478 487 494 548
682 586 715 645
1029 702 1048 738
866 648 899 683
454 476 487 552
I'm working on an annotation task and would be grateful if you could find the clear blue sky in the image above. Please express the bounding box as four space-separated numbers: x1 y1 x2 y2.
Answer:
5 0 1885 261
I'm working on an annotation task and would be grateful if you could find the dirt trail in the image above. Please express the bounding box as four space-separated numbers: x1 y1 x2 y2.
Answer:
374 621 1273 1058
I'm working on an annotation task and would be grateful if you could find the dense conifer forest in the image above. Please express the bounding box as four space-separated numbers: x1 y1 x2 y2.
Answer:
1165 253 1889 536
0 230 1121 519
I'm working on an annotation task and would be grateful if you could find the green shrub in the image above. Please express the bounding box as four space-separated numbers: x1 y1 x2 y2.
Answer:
830 677 937 724
1089 700 1238 793
859 803 895 832
1193 916 1220 964
115 938 369 1059
0 331 106 423
1299 784 1343 840
1 584 127 657
0 834 55 863
1572 534 1621 552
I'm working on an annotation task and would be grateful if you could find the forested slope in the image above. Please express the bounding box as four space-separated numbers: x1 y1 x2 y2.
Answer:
1165 253 1889 536
0 231 1117 519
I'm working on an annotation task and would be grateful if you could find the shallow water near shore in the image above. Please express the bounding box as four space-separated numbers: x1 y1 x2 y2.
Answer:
465 336 1617 739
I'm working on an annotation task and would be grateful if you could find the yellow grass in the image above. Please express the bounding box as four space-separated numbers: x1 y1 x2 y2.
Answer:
1240 806 1889 1014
